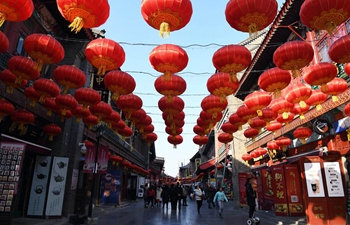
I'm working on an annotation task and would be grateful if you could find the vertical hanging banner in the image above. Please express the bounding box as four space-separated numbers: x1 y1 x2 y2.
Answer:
284 164 304 216
83 146 96 174
256 173 264 210
323 161 344 197
271 164 289 216
304 162 325 197
27 156 52 216
261 169 274 210
238 172 249 207
97 146 109 174
100 170 121 204
45 157 69 216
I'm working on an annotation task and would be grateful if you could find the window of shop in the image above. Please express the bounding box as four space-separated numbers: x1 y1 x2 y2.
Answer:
15 36 25 56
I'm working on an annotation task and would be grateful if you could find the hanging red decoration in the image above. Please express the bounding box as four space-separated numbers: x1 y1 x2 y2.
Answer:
266 121 282 135
102 110 121 129
53 65 86 93
276 112 295 125
193 135 208 146
258 67 291 97
273 41 314 78
345 63 350 75
258 108 277 126
242 153 252 163
249 117 266 133
85 38 125 76
89 101 112 122
329 35 350 63
43 124 62 141
292 103 310 120
225 0 278 36
164 119 184 131
56 109 73 122
57 0 110 33
303 62 338 91
218 132 233 144
193 125 206 136
136 115 152 134
285 83 312 109
256 147 267 158
275 136 291 152
33 78 60 103
112 120 126 134
166 126 183 136
196 118 211 133
154 74 186 102
322 78 348 102
43 97 59 116
293 126 312 144
109 155 122 165
116 94 143 120
249 150 259 159
7 56 40 84
221 122 238 135
305 89 328 111
0 0 34 27
104 70 136 101
344 102 350 117
0 98 14 121
82 114 99 130
0 69 27 94
24 34 64 71
206 72 239 101
55 94 78 116
201 95 228 118
149 44 188 80
244 91 272 116
199 110 222 129
267 140 280 154
236 105 257 124
269 97 294 119
212 45 251 82
300 0 350 35
167 135 183 148
74 87 101 109
141 0 193 37
158 96 184 119
130 108 147 128
229 113 247 130
244 127 259 140
24 86 40 107
142 124 155 138
162 111 185 123
144 133 158 146
118 126 133 140
0 31 9 53
11 109 34 130
72 105 90 122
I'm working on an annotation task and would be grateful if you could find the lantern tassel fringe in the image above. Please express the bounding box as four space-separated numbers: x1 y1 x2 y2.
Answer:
248 23 258 38
159 22 170 38
68 17 85 34
325 21 336 35
34 60 44 72
97 65 107 76
316 104 322 111
332 95 339 102
0 12 5 27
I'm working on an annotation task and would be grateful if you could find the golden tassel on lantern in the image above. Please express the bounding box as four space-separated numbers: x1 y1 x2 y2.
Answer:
332 95 339 102
229 72 238 83
347 128 350 141
257 109 263 116
0 12 6 27
68 17 85 34
316 104 322 111
324 21 336 35
97 65 107 76
248 23 258 38
282 112 289 119
300 113 305 120
299 101 307 109
159 22 170 38
49 135 54 141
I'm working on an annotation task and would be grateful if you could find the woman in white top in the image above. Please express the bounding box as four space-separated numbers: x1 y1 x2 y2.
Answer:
155 186 162 207
194 185 203 214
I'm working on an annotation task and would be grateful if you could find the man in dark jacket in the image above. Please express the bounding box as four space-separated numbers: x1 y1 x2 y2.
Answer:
205 184 215 208
161 184 171 209
245 178 256 218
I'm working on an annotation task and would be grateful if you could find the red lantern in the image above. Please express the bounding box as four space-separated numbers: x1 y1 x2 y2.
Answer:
201 95 228 117
305 89 328 111
162 111 185 122
118 126 133 140
116 94 143 120
322 78 348 102
11 110 34 130
276 136 291 152
197 118 210 132
229 113 247 130
112 120 126 134
74 87 101 109
218 133 233 144
24 34 64 71
284 83 312 108
258 108 277 126
269 97 294 119
345 63 350 75
109 155 123 165
141 0 193 37
0 69 27 93
292 103 310 120
102 111 121 128
236 105 257 124
225 0 278 36
121 159 132 169
276 112 295 125
43 97 59 116
54 65 86 93
83 114 99 130
199 110 222 129
142 124 155 138
57 0 110 33
55 94 78 116
258 67 291 97
149 44 189 79
344 102 350 117
242 153 252 163
273 41 314 78
154 74 186 102
130 108 147 128
293 126 312 144
212 45 251 82
266 121 282 134
158 96 184 119
43 124 62 141
104 70 136 100
267 140 280 153
144 133 158 146
72 105 90 122
0 0 34 27
249 117 266 133
85 38 125 76
193 125 206 136
24 86 40 107
206 72 239 101
193 135 208 146
256 147 267 158
244 127 259 140
303 62 338 91
250 150 258 159
33 78 60 103
136 115 152 134
221 122 238 135
166 126 183 136
89 101 112 122
164 119 184 130
0 31 9 53
0 98 14 121
7 56 40 84
56 109 73 122
300 0 350 34
167 135 183 148
244 91 272 116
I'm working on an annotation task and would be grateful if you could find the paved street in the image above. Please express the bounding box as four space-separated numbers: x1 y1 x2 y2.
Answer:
12 198 307 225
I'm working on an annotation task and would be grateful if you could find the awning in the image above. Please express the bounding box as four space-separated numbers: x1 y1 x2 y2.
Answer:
199 158 215 170
286 149 322 163
251 164 268 173
1 134 52 155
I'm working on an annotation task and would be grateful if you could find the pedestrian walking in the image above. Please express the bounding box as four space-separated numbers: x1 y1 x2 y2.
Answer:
155 185 162 207
143 184 149 208
147 186 155 208
175 182 183 210
245 178 256 219
205 184 215 208
182 186 188 206
194 184 203 214
170 183 178 210
161 184 170 210
213 187 228 218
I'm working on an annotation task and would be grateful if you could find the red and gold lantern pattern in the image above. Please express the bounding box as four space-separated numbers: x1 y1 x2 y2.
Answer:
258 67 291 97
130 108 147 128
43 97 59 116
293 126 312 144
275 136 291 152
11 109 34 130
74 87 101 109
166 126 183 136
24 86 40 107
0 31 9 53
102 110 121 129
0 0 34 27
269 97 294 119
266 121 282 134
136 115 152 134
303 62 337 91
33 78 60 103
276 112 295 125
55 94 78 116
142 124 155 138
7 56 40 84
144 133 158 146
0 98 14 121
305 89 328 111
322 78 348 102
329 35 350 63
201 95 228 117
244 127 259 140
57 0 110 33
236 105 257 124
43 124 62 141
285 83 312 109
155 74 186 102
0 69 27 94
249 117 266 133
141 0 193 37
24 34 65 71
199 110 222 129
212 44 251 82
218 133 233 144
256 147 267 158
229 112 247 130
292 103 310 120
193 125 206 136
221 122 238 135
273 41 314 78
89 101 112 122
300 0 350 35
83 114 99 130
104 70 136 100
56 109 73 122
54 65 86 93
242 153 252 163
158 96 184 119
258 108 277 126
167 134 183 148
112 120 126 134
118 126 133 140
267 140 280 154
85 38 125 76
116 94 143 120
225 0 278 36
244 91 272 116
72 105 90 122
206 72 239 101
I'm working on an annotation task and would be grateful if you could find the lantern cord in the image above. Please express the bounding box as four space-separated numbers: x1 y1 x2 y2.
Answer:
159 22 170 38
0 12 6 27
248 23 258 38
68 17 85 34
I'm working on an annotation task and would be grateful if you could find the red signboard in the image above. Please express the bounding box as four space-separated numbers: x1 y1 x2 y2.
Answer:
261 169 274 210
238 172 249 207
271 164 289 216
97 146 109 174
284 164 304 216
83 146 96 174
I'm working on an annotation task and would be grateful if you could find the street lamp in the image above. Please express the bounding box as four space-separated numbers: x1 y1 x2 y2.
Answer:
87 126 104 219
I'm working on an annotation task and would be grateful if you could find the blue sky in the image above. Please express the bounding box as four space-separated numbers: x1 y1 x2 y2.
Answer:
99 0 284 176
